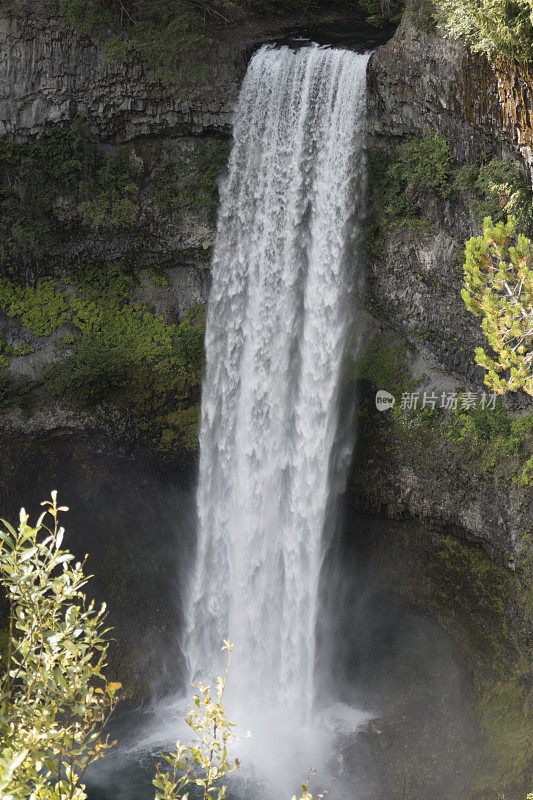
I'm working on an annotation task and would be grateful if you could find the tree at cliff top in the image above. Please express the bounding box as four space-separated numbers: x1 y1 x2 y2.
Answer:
0 492 121 799
462 215 533 397
435 0 533 61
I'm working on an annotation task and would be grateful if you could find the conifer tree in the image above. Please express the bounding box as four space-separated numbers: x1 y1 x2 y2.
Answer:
462 215 533 396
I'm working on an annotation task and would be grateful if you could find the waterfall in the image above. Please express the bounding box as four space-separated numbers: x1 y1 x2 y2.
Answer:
185 44 369 724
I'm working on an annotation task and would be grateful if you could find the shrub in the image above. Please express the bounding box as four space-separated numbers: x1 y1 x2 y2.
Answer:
0 368 34 410
367 132 453 254
78 150 140 230
368 149 417 222
370 132 454 219
455 158 533 233
153 641 242 800
48 329 138 405
154 141 230 221
0 122 143 261
0 492 121 799
0 120 96 261
391 132 454 199
0 121 231 264
59 0 112 32
48 295 206 453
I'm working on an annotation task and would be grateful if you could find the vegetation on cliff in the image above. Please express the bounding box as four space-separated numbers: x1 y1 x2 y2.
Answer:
58 0 533 73
367 129 533 397
355 336 533 484
0 120 228 266
59 0 403 81
0 492 121 798
462 215 533 397
0 265 206 456
354 340 533 795
368 131 532 254
404 0 533 61
0 120 138 263
435 0 533 61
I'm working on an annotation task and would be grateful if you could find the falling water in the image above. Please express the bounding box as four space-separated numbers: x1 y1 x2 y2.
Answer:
186 44 369 728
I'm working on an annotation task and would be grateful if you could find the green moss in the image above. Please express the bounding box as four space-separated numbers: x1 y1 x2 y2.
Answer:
471 665 532 798
430 534 531 797
140 267 171 289
64 260 136 300
354 336 417 399
0 265 205 455
45 279 206 455
446 404 533 484
354 337 533 484
410 325 434 341
0 335 35 358
0 278 70 336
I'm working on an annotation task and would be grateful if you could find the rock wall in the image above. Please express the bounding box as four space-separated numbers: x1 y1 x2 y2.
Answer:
0 7 531 770
0 0 241 140
1 2 531 545
368 15 531 177
358 16 533 570
496 56 533 180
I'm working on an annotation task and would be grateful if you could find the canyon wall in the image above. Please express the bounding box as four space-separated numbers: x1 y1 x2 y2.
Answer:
1 0 531 564
0 10 531 792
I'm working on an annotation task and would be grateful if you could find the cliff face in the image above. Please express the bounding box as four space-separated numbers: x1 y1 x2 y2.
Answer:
368 15 533 178
0 0 240 139
0 7 531 775
1 2 531 560
358 16 532 569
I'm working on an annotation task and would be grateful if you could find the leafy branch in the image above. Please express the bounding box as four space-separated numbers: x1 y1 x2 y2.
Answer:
153 640 247 800
0 492 121 800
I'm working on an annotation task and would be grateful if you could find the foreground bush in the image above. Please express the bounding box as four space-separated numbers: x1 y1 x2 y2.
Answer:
153 641 242 800
0 492 121 799
0 494 319 800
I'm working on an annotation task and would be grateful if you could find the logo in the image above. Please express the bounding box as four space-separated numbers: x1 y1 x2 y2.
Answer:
375 390 395 412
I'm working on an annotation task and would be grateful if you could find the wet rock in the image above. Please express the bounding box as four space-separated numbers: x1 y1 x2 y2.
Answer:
367 717 391 750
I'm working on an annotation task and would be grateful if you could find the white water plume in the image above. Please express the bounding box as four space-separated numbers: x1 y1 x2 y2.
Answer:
182 42 370 792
